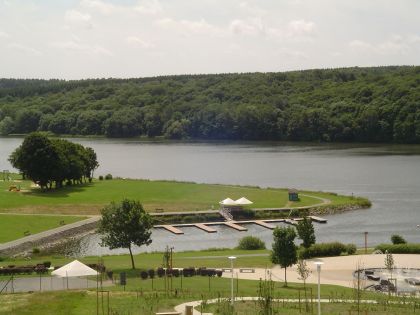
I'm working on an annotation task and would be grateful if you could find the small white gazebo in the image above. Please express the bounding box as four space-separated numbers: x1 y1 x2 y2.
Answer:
220 198 238 206
235 197 253 205
52 260 98 289
52 260 98 278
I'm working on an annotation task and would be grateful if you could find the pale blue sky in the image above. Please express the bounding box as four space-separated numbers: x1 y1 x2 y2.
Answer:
0 0 419 79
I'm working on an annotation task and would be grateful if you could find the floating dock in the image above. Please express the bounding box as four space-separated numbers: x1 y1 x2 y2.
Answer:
154 216 327 234
309 216 328 223
157 225 184 235
223 221 247 231
194 223 217 233
254 220 276 229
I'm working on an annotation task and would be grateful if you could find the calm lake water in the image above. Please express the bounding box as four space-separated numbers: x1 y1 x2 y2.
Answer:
1 137 420 255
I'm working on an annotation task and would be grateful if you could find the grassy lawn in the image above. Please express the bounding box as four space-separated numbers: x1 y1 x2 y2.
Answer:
0 214 86 244
0 176 366 215
0 278 413 315
0 249 271 271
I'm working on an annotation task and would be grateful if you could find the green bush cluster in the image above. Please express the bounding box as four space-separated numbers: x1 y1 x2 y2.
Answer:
375 243 420 254
299 242 356 258
391 234 407 244
236 236 266 250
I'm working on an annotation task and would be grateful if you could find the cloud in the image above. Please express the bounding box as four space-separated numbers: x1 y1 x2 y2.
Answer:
51 40 113 56
157 18 224 37
229 18 265 36
135 0 162 15
0 30 9 38
65 9 93 29
7 43 42 56
126 36 154 48
349 35 416 55
287 19 315 37
80 0 116 15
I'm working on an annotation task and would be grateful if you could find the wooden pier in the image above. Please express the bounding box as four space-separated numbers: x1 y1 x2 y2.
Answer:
223 221 247 231
194 223 217 233
154 216 327 234
254 220 276 229
309 216 328 223
157 225 184 235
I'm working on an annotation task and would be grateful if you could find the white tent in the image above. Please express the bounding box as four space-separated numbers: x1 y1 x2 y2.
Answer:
51 260 98 278
235 197 253 205
220 198 237 206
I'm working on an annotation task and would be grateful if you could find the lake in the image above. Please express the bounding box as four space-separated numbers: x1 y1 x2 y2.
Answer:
1 137 420 255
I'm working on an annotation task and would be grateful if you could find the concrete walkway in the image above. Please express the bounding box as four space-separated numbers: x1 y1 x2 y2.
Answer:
0 216 100 253
174 296 378 315
223 254 420 288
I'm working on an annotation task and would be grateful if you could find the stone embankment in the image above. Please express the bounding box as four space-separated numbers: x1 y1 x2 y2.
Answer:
0 217 99 256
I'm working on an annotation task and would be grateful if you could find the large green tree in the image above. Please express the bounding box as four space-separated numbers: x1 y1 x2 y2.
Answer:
9 132 99 189
296 216 316 248
271 226 298 286
98 199 153 269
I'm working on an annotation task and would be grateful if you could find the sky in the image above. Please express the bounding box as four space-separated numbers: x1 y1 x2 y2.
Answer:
0 0 419 79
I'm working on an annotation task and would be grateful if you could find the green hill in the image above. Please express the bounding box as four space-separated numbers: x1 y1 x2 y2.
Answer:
0 66 419 142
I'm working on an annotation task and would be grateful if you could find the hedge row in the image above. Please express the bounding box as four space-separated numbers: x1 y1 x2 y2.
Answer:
138 267 223 280
0 262 106 276
375 243 420 254
299 242 356 259
0 264 49 275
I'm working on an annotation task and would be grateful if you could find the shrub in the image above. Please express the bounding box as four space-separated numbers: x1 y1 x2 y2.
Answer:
32 247 40 254
140 270 148 280
236 236 266 250
148 269 155 278
98 175 104 181
299 242 347 259
346 244 357 255
183 267 195 277
391 234 407 245
105 174 113 180
43 261 51 268
157 267 165 277
375 243 420 254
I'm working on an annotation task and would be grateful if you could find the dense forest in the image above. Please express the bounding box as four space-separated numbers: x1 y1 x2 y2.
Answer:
0 66 419 143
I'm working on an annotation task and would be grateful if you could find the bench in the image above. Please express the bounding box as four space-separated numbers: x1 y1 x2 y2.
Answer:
240 268 255 273
155 208 164 213
155 312 181 315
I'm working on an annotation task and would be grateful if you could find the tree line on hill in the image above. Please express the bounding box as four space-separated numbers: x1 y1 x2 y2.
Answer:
9 133 99 189
0 66 419 143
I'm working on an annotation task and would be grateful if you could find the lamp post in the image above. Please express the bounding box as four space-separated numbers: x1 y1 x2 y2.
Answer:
314 261 324 315
228 256 237 306
364 232 368 254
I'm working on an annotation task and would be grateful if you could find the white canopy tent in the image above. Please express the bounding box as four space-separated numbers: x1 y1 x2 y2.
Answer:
235 197 253 205
51 260 98 278
220 198 237 206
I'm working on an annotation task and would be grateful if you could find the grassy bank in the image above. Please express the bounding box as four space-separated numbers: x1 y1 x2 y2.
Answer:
0 214 86 244
0 175 369 215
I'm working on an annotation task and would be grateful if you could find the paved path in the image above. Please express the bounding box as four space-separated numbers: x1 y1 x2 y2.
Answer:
0 216 100 252
174 296 378 315
223 254 420 288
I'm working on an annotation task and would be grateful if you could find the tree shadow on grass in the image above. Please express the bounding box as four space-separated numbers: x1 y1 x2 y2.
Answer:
21 183 94 198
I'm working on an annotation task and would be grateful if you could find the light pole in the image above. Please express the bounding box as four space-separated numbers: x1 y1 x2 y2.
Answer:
314 261 324 315
364 232 368 254
228 256 237 306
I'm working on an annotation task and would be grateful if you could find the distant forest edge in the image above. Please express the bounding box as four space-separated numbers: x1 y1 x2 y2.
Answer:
0 66 419 143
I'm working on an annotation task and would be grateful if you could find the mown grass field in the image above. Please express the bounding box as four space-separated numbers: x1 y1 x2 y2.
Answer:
0 278 412 315
0 249 271 271
0 214 86 244
0 175 366 215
